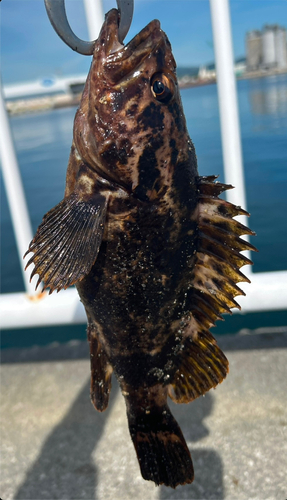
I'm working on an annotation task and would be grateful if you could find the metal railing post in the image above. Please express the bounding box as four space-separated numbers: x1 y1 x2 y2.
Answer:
209 0 251 268
83 0 104 41
0 79 38 295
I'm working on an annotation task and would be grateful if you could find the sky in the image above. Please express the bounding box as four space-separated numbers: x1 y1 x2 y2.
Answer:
1 0 287 84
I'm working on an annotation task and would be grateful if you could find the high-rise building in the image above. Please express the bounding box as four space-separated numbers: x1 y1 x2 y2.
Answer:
246 31 262 71
262 26 276 68
275 26 287 68
246 25 287 71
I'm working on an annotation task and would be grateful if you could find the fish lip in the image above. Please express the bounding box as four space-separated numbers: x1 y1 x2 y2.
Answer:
103 9 161 55
110 18 161 59
100 9 124 55
102 10 163 82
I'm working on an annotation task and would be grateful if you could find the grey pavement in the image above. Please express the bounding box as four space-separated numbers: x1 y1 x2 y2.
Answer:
1 331 287 500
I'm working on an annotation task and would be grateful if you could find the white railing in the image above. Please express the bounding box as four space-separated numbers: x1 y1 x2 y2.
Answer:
1 0 287 330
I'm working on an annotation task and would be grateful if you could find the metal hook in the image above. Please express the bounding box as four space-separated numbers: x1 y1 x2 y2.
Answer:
44 0 134 55
116 0 134 44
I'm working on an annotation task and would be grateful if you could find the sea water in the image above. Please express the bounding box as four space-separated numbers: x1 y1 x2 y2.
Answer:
1 74 287 348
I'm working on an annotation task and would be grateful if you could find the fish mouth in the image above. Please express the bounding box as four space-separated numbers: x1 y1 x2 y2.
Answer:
101 9 163 83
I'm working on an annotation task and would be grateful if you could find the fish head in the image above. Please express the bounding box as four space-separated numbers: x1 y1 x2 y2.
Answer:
74 9 195 200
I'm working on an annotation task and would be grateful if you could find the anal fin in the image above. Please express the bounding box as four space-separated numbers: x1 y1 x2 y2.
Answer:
168 332 229 404
24 191 108 293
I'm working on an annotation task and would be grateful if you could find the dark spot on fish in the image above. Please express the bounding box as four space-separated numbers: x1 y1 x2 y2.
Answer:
101 139 133 167
217 203 229 216
212 277 222 290
168 101 184 133
76 163 91 181
101 143 123 170
111 90 128 112
172 161 197 210
119 138 134 160
213 263 223 275
121 78 147 104
155 48 165 71
167 218 175 232
126 103 138 116
138 102 164 132
108 197 130 215
118 122 127 135
154 180 161 193
215 221 230 233
154 247 170 270
169 138 178 165
133 145 160 201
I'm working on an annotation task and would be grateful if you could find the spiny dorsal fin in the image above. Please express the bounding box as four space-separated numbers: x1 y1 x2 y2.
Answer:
24 191 108 293
169 176 257 403
196 176 257 298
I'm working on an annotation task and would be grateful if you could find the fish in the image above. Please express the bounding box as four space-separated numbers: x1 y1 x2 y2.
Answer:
25 9 256 488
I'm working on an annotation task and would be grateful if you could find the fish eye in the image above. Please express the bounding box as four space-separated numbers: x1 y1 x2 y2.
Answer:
151 73 173 103
153 80 165 95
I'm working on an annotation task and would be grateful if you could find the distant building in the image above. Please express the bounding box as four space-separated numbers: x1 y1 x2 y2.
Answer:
246 31 262 71
4 75 86 101
262 26 277 68
246 25 287 71
234 57 246 76
275 26 287 68
198 58 245 80
198 63 216 80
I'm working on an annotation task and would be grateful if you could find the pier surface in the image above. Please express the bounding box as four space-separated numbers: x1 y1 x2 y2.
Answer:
1 332 287 500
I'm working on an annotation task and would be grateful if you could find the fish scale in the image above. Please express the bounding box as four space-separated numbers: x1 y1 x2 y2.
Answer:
25 8 256 488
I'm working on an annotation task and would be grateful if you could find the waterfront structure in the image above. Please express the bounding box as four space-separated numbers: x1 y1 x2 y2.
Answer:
246 25 287 71
275 26 287 68
198 58 246 80
3 75 86 101
262 26 277 68
246 30 262 71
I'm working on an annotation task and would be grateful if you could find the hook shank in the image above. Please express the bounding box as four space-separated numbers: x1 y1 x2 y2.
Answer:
117 0 134 44
45 0 95 55
44 0 134 55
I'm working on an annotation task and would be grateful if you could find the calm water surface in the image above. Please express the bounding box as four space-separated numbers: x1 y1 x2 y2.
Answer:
1 74 287 346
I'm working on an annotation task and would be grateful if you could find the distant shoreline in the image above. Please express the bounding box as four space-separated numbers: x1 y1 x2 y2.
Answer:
179 67 287 89
6 67 287 116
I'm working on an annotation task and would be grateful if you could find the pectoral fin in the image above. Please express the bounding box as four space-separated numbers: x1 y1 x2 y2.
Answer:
25 191 108 293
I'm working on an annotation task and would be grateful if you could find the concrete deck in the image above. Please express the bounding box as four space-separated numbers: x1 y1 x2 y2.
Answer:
1 332 287 500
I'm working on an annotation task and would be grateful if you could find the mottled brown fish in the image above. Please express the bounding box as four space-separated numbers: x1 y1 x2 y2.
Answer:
25 9 256 488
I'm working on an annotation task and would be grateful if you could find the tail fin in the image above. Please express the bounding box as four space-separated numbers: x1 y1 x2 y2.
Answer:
127 401 194 488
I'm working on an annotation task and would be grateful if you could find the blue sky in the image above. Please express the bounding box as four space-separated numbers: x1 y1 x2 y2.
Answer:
1 0 287 84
